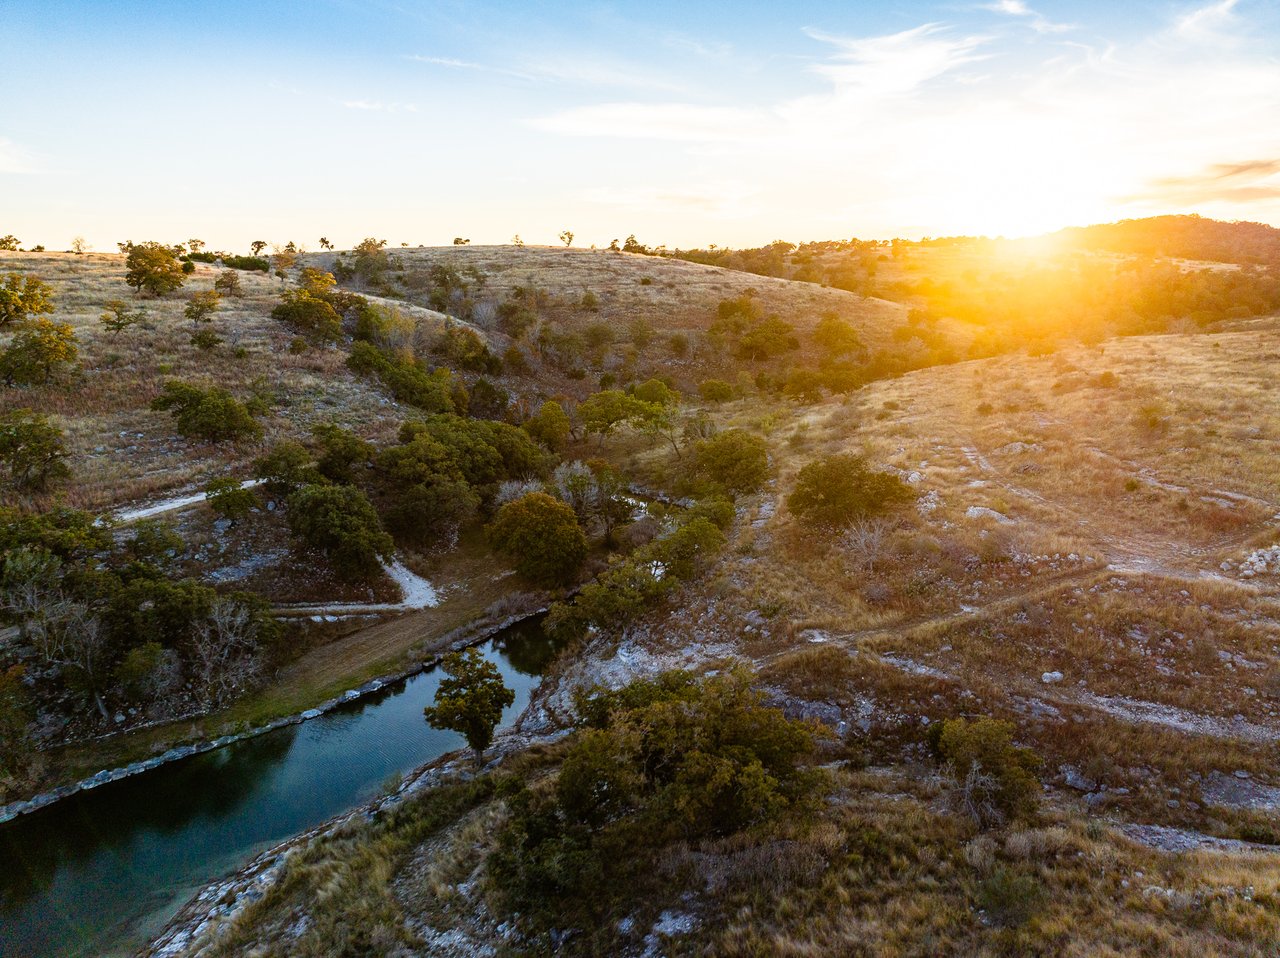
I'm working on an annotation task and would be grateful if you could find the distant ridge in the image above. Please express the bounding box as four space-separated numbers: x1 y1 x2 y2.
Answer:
1055 214 1280 265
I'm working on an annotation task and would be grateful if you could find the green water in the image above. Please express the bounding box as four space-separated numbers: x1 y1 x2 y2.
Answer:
0 616 557 957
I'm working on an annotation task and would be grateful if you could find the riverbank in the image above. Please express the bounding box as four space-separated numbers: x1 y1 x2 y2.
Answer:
0 596 546 826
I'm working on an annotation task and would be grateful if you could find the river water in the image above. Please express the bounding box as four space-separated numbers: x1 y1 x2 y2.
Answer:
0 616 561 958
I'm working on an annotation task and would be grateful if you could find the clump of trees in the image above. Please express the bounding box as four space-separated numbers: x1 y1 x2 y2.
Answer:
0 507 281 763
488 668 824 936
545 502 728 639
150 380 264 442
786 453 910 529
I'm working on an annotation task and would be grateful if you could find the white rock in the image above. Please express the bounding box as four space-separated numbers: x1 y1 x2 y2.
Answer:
1042 670 1064 684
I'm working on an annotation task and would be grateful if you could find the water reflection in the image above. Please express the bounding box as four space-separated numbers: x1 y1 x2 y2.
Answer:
0 616 555 958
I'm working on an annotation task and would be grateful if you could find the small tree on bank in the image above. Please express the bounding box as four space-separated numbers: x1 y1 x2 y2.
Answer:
423 647 515 764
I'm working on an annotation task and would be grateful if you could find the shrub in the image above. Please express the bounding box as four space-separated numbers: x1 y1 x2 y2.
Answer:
99 300 146 335
929 717 1041 828
347 342 455 413
219 255 269 272
272 289 342 342
698 378 734 403
977 866 1044 927
786 453 910 529
151 380 263 443
205 477 256 521
694 429 769 496
487 492 586 586
488 668 823 935
287 484 394 582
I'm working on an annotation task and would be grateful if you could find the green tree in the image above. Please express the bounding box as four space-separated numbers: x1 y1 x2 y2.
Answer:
0 409 70 491
253 440 314 494
312 423 374 484
522 399 571 451
0 273 55 328
558 230 574 247
99 300 145 335
786 453 910 529
213 269 243 297
125 241 186 296
812 313 864 357
185 294 222 335
0 235 19 251
250 240 268 257
487 492 587 586
205 477 256 522
737 316 798 361
0 318 79 385
578 389 646 445
150 380 263 442
287 483 394 582
694 429 768 496
422 648 515 763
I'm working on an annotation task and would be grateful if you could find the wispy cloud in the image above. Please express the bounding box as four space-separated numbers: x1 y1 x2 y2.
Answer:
406 52 684 91
980 0 1074 34
530 103 767 141
1175 0 1241 42
802 24 990 94
530 4 1280 237
0 138 35 174
1133 157 1280 204
340 99 418 113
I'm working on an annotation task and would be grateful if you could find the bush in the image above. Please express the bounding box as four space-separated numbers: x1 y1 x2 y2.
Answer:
253 441 314 494
205 477 256 521
272 289 343 342
150 380 263 443
219 255 269 272
488 668 823 935
487 492 586 586
694 429 769 496
929 717 1042 828
523 400 571 451
698 378 734 403
347 342 456 413
786 453 910 529
287 484 394 582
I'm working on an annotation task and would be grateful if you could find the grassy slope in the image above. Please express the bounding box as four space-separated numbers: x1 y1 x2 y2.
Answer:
188 316 1280 954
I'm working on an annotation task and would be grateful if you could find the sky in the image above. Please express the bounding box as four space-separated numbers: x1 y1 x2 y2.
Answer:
3 0 1280 251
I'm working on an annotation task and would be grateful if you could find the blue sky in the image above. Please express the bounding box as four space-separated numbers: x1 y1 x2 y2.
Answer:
4 1 1279 251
